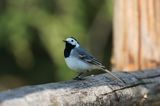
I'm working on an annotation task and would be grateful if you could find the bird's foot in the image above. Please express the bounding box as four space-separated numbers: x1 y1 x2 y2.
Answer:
73 76 85 80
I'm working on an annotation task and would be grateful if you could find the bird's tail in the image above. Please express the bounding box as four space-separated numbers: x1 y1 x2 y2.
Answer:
102 68 125 83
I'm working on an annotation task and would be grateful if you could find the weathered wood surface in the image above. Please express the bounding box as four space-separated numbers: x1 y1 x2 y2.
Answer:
0 68 160 106
112 0 160 71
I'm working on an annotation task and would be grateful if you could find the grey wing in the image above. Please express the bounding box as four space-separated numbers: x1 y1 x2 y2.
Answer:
74 47 105 68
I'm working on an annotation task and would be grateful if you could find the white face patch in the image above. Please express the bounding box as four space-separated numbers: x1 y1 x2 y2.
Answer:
66 38 79 47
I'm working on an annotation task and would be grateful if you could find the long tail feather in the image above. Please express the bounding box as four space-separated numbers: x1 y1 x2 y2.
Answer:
103 69 125 83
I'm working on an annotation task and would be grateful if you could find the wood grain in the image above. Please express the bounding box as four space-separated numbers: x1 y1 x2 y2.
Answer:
0 68 160 106
112 0 160 71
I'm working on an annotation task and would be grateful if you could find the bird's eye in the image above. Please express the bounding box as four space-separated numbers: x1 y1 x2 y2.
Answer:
71 40 74 42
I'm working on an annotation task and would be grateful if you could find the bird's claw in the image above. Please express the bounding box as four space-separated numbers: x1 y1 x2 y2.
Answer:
73 76 85 80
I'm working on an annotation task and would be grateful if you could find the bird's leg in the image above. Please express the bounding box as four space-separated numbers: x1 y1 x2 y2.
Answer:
73 72 85 80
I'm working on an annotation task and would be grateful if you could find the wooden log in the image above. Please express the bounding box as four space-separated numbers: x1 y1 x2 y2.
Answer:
0 68 160 106
112 0 160 71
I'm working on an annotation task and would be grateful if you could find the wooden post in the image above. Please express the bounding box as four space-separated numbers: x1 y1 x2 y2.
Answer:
112 0 160 71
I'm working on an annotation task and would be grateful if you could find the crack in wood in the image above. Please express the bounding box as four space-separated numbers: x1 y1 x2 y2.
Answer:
137 74 160 80
107 84 120 102
101 81 151 96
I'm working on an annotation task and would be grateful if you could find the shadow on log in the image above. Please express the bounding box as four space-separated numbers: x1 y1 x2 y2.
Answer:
0 68 160 106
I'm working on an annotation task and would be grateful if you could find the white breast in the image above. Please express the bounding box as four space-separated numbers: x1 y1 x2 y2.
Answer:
65 57 92 72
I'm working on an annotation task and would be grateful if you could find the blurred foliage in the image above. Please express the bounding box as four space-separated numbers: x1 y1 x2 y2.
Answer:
0 0 113 91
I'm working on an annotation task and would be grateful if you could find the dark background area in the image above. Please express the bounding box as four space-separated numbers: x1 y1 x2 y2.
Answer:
0 0 113 91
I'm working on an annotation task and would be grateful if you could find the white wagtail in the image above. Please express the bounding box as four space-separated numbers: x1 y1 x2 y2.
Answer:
63 37 123 82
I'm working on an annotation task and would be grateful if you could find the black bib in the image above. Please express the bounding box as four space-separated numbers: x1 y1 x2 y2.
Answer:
64 42 75 58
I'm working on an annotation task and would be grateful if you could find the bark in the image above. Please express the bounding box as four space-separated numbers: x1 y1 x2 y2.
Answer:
112 0 160 71
0 68 160 106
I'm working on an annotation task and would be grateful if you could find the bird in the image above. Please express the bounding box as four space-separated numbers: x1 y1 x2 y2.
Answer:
63 37 124 82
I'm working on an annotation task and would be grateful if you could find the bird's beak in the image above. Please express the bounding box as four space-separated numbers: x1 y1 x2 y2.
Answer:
63 40 66 42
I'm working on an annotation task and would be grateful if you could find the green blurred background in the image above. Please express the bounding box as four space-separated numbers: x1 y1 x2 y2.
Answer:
0 0 113 91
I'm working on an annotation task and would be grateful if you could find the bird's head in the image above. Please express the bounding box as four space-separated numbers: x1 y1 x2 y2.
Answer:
63 37 80 48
